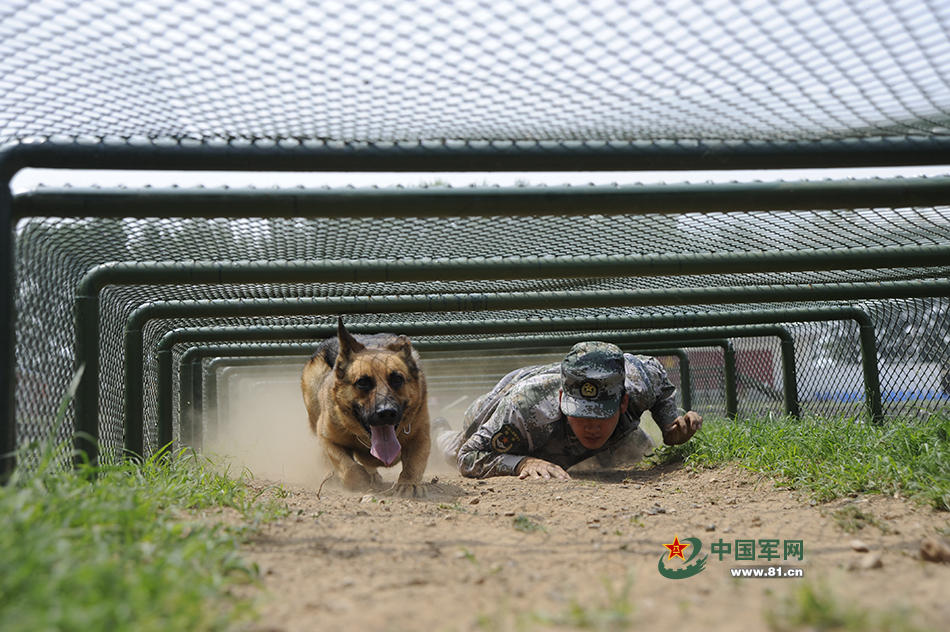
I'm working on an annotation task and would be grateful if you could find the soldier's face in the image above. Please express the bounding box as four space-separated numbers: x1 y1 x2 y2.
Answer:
564 394 629 449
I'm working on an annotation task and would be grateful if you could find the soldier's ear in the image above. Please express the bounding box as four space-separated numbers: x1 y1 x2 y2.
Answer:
619 393 629 414
335 316 365 378
386 335 419 379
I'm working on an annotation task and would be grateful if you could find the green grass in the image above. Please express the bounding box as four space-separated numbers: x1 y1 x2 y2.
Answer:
830 505 890 534
512 514 546 533
654 413 950 510
476 575 635 632
1 444 287 632
766 582 925 632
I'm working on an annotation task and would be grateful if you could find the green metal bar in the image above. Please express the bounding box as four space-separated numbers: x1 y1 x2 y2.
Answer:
156 349 173 449
723 342 738 420
159 324 789 444
77 245 950 291
17 175 950 218
0 162 13 481
148 306 876 413
629 339 735 418
625 348 691 412
186 344 692 445
120 281 950 452
5 137 950 175
167 335 744 446
190 357 204 450
76 252 950 464
179 357 193 449
781 337 800 418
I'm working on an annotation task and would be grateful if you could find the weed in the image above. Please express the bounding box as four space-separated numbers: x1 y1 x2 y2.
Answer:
532 574 635 631
766 582 924 632
831 505 890 534
513 514 546 533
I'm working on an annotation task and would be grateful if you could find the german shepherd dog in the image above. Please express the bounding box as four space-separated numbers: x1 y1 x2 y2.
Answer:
301 318 430 497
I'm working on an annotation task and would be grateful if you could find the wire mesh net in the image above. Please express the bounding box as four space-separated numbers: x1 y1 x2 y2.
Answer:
2 0 949 144
13 206 950 456
4 0 950 460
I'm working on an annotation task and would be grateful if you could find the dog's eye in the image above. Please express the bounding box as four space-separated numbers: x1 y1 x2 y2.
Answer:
388 372 405 389
354 376 374 391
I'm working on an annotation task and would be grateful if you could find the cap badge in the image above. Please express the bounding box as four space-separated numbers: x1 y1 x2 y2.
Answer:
580 381 598 398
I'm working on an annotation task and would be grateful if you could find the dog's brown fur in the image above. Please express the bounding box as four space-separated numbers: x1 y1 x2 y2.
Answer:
301 318 430 497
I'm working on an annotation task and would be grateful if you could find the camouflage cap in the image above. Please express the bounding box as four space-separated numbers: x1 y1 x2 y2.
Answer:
560 341 625 419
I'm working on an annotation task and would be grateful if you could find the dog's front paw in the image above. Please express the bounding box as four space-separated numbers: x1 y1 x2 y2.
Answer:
341 465 374 491
383 481 429 498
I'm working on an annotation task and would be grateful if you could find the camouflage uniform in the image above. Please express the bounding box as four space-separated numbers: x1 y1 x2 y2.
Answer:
438 353 678 478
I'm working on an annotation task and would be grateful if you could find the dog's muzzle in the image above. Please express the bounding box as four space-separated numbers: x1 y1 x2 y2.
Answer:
361 401 405 467
367 405 402 426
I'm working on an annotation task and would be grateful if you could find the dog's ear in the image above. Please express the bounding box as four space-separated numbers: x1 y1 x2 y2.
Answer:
335 316 365 378
386 335 419 379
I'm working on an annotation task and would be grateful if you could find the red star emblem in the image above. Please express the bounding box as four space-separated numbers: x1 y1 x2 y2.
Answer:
663 535 690 561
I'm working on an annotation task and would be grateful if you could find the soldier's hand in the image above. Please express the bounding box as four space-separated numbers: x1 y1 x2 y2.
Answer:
662 411 703 445
516 457 571 480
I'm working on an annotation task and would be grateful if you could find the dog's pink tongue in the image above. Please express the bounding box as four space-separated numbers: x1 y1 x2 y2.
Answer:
370 425 401 466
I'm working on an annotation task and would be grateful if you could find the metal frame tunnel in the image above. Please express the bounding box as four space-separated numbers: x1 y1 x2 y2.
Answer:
156 322 806 450
115 284 950 460
1 147 949 472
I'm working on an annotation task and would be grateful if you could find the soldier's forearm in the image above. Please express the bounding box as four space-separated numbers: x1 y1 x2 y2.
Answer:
457 448 525 478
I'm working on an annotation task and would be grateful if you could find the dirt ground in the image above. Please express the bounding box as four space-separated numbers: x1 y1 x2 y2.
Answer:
208 366 950 632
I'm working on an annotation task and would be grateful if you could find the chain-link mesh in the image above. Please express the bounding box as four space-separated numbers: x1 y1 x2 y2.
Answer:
5 0 950 460
2 0 949 144
13 203 950 455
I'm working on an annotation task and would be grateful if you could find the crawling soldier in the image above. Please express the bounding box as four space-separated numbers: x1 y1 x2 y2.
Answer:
434 341 703 479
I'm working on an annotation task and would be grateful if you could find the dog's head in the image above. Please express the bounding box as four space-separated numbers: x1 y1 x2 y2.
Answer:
332 318 423 465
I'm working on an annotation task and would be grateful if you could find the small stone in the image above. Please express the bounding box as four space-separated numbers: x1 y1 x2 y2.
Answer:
920 537 950 563
504 511 515 517
359 495 375 503
850 539 870 553
634 484 642 490
554 496 563 501
430 476 439 483
723 526 733 534
469 497 480 505
705 524 716 532
860 552 883 570
645 504 667 515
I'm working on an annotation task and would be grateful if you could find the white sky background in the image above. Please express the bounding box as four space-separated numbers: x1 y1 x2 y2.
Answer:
10 165 950 194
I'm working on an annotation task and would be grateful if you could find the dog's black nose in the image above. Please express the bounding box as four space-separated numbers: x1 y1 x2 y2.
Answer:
369 407 400 425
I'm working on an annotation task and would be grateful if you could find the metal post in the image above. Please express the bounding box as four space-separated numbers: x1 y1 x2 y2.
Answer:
179 357 193 448
156 348 173 450
780 337 800 418
857 318 884 423
723 342 738 419
622 348 692 412
0 167 14 481
190 357 204 450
